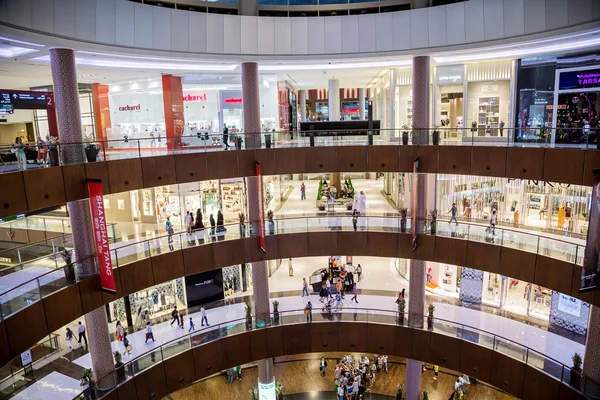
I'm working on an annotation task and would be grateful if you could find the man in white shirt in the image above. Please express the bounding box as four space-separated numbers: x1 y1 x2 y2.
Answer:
201 305 209 326
77 321 87 345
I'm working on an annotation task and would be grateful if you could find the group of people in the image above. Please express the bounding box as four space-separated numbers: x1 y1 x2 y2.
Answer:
11 135 55 171
64 321 88 351
166 209 227 246
225 365 243 383
327 354 388 399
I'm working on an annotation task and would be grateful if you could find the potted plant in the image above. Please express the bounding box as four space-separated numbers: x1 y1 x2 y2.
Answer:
85 143 99 162
239 213 246 238
423 391 429 400
571 353 582 387
396 383 404 400
276 381 283 400
61 248 76 283
249 386 258 400
345 202 353 211
398 299 406 325
402 124 410 145
429 209 438 235
427 304 434 330
272 300 280 325
399 208 408 233
267 210 275 235
114 351 126 380
80 368 96 397
317 202 327 211
432 125 440 145
245 304 253 330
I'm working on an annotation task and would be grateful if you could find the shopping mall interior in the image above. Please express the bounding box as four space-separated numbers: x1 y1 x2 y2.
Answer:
1 1 600 400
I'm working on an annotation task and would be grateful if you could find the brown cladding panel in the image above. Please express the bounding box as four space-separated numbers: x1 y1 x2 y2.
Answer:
459 340 492 383
338 232 368 257
337 146 367 172
220 334 252 368
273 147 306 175
78 275 103 313
265 326 284 357
490 352 526 398
413 234 435 262
438 146 472 175
278 233 308 259
141 155 176 188
500 247 536 283
571 265 595 304
119 258 154 297
394 326 414 358
398 146 418 172
42 284 83 333
116 378 137 400
534 256 574 295
281 324 311 355
398 234 414 259
205 151 239 180
107 158 143 193
434 236 467 266
27 229 46 243
174 153 208 184
428 333 461 372
182 244 214 275
237 149 259 177
304 147 337 174
0 321 11 367
101 268 124 305
543 148 584 185
307 232 338 257
134 363 167 400
0 172 27 218
244 235 279 264
521 365 560 400
559 382 588 400
310 323 340 353
163 351 196 394
368 232 400 258
85 161 111 194
366 324 396 355
339 322 367 353
367 146 399 172
212 239 245 269
193 340 223 380
466 241 501 274
471 147 507 177
506 147 544 180
411 329 431 362
584 150 600 186
255 149 276 176
23 167 66 211
62 163 87 202
248 329 268 361
152 251 184 286
5 301 48 357
416 146 439 173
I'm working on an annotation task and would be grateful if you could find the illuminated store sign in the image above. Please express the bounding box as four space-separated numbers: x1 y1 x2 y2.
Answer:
118 104 141 111
183 93 207 102
559 68 600 90
224 98 243 104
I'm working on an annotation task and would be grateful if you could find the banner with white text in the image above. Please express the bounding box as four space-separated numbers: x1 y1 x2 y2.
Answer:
87 180 116 293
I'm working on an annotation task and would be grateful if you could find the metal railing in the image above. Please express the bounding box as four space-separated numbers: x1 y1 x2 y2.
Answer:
0 216 585 322
1 127 598 174
70 308 599 399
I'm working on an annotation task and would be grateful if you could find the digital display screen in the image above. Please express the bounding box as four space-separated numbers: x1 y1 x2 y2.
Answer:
559 68 600 91
0 91 47 111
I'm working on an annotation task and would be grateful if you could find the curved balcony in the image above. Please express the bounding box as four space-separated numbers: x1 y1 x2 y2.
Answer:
0 216 593 369
1 132 598 220
69 309 591 400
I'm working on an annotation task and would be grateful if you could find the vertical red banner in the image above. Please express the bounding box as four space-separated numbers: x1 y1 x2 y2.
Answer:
92 83 112 142
46 93 59 138
87 180 116 293
256 162 266 253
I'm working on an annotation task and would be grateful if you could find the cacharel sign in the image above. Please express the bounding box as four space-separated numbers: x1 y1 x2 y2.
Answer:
183 94 207 102
118 104 141 111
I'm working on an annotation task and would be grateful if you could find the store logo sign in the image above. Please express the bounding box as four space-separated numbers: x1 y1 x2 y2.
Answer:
118 104 141 111
224 97 242 104
183 94 207 102
577 73 600 86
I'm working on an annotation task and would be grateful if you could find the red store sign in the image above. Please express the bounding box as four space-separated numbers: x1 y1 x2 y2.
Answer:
118 104 141 111
183 93 207 102
225 98 243 104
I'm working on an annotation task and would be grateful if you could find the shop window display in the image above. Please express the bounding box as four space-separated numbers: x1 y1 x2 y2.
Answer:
554 92 600 145
482 272 551 320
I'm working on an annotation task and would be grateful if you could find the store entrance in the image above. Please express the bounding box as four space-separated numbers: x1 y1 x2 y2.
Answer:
439 92 463 138
555 92 600 144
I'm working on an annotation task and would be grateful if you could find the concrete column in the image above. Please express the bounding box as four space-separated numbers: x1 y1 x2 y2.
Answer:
405 55 431 400
359 88 366 120
328 79 340 121
583 306 600 396
49 48 115 389
299 90 307 122
389 70 396 136
241 61 275 391
239 0 258 16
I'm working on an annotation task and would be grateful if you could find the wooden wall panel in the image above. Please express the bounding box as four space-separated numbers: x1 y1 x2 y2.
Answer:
255 149 276 176
265 326 284 357
5 301 48 357
116 378 137 400
310 323 340 353
428 333 461 372
559 382 588 400
277 233 308 258
27 229 46 243
152 251 184 286
500 247 536 282
193 340 222 380
583 150 600 186
398 146 418 172
307 232 338 256
248 329 268 361
394 326 414 357
338 232 368 256
366 324 396 355
336 146 367 172
102 268 123 305
367 146 399 172
163 351 196 394
534 256 574 295
212 239 245 268
411 330 431 362
0 321 11 367
119 258 154 297
78 276 103 313
521 365 560 400
434 236 467 266
466 241 501 274
174 153 208 184
413 234 435 262
42 284 83 333
220 334 252 368
281 324 311 355
438 146 472 175
416 146 438 173
61 163 87 202
490 352 526 398
85 161 111 194
471 146 507 177
506 147 544 180
571 265 595 304
0 172 27 218
339 322 367 352
459 340 493 383
273 147 306 175
134 363 168 400
304 147 337 173
107 158 143 193
543 149 584 185
141 155 176 187
182 245 214 275
368 232 400 258
238 150 260 177
398 234 413 259
205 151 239 180
243 235 279 264
23 167 66 211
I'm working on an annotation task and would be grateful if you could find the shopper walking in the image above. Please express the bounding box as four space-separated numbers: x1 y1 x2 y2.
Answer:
300 182 306 200
123 332 131 354
288 258 294 276
350 283 359 303
165 217 174 244
65 327 75 350
209 214 216 237
116 321 124 341
490 210 497 235
185 212 192 234
179 314 185 329
170 306 179 326
304 301 313 322
302 278 309 297
145 321 155 343
320 357 328 377
222 124 229 150
12 137 27 171
201 305 209 326
77 321 87 345
448 203 459 226
189 317 195 332
36 135 47 166
356 264 362 282
352 209 360 231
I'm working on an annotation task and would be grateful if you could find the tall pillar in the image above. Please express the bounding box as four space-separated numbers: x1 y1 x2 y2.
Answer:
50 48 115 389
328 79 340 121
162 74 184 150
389 70 397 135
583 306 600 396
359 88 366 120
299 90 307 122
241 61 275 395
405 55 430 400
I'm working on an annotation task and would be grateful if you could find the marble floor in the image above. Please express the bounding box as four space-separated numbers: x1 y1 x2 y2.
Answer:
11 371 82 400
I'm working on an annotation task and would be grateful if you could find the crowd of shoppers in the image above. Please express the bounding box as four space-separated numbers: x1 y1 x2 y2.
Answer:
330 354 388 399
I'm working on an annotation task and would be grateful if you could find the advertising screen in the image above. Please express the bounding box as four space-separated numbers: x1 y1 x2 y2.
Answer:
559 68 600 91
581 169 600 292
185 269 224 307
